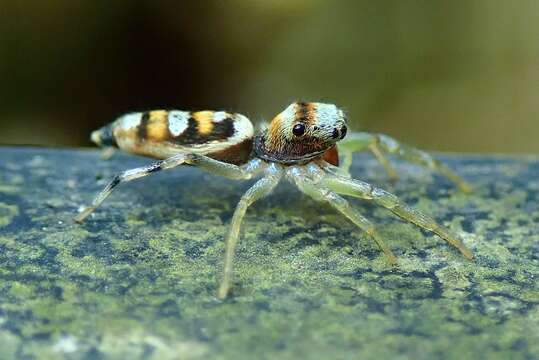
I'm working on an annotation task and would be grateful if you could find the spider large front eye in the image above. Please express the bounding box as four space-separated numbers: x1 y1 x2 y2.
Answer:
292 123 305 136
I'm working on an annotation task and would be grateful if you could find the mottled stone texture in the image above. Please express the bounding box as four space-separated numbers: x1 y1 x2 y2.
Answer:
0 147 538 359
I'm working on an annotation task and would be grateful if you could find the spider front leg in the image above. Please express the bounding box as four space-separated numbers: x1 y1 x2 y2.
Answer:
75 154 264 223
338 132 398 180
339 132 472 193
321 172 473 259
289 167 397 264
218 166 282 299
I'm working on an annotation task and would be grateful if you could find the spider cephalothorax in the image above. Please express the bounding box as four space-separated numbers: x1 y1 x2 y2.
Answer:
76 101 473 299
255 102 347 165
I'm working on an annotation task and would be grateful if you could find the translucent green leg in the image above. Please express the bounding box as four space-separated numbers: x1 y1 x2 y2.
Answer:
321 173 474 260
338 132 471 192
217 171 282 299
338 132 397 179
75 155 263 223
375 134 472 193
292 175 397 264
75 153 189 223
367 142 398 180
100 147 117 160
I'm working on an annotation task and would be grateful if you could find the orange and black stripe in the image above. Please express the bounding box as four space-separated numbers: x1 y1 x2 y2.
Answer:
135 110 238 145
295 102 317 125
173 113 236 144
137 112 151 142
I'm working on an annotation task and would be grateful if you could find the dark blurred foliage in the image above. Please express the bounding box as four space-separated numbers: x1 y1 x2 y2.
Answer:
1 0 538 153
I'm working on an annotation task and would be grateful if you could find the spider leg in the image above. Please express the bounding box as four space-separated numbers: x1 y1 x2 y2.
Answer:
339 132 471 192
338 132 398 179
100 147 117 160
290 169 397 264
75 155 265 223
321 173 473 259
218 167 282 299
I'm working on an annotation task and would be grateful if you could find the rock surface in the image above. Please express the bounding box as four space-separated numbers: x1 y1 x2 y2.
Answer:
0 147 538 359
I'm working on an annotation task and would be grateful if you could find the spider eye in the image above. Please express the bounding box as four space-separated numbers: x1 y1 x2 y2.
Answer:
292 123 305 136
340 125 347 139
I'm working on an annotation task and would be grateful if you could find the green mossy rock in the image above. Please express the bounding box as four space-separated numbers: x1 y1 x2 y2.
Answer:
0 147 537 359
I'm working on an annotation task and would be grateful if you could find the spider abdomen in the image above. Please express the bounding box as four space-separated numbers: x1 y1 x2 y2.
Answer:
91 109 255 164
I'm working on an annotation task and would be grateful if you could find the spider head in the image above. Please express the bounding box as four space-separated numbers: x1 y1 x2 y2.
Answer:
255 102 348 164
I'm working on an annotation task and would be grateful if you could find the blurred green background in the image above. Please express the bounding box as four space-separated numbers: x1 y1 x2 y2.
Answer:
1 0 538 153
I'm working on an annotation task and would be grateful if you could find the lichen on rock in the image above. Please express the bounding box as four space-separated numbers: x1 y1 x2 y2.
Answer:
0 147 537 359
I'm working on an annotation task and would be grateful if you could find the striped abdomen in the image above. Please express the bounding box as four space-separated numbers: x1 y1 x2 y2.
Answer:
91 110 254 165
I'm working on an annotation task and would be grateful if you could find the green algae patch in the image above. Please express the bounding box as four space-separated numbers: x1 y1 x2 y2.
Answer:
0 185 20 195
0 148 538 359
0 202 19 228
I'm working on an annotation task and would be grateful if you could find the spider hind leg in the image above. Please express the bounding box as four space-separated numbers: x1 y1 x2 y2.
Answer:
74 154 188 223
75 154 263 223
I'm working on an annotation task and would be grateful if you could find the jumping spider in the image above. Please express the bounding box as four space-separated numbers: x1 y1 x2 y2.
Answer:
75 102 473 298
